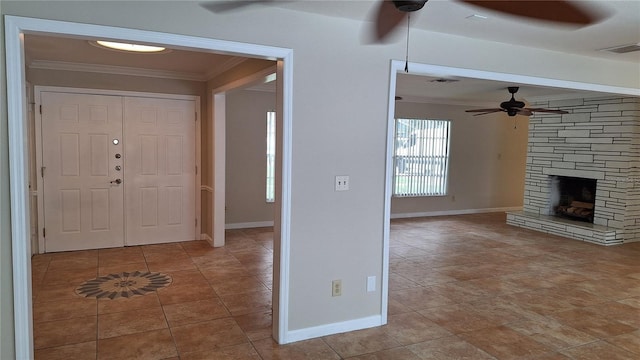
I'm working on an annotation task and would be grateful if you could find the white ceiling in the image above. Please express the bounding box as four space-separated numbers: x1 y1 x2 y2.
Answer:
23 0 639 105
279 0 640 63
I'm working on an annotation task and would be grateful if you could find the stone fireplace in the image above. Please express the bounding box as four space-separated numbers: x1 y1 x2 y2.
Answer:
507 96 640 245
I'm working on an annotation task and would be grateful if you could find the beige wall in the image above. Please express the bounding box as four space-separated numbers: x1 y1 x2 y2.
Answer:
392 102 528 215
225 89 276 225
2 1 639 355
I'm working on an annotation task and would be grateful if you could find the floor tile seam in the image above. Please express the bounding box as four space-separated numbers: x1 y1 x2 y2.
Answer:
601 337 640 356
96 317 170 341
32 340 98 354
501 315 599 343
165 312 236 329
141 305 180 357
556 338 632 356
318 336 358 359
94 328 178 359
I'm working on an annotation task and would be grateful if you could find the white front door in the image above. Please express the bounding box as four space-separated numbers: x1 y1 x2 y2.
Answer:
41 92 125 252
124 97 196 245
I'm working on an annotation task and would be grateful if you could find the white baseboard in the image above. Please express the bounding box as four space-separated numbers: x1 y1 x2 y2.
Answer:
200 233 213 246
225 221 274 230
284 315 383 344
391 206 523 219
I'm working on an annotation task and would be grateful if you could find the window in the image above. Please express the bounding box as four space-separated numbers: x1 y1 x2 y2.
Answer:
266 111 276 203
393 118 450 197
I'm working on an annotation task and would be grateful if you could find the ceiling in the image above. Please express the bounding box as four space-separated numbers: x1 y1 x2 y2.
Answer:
23 0 639 106
279 0 640 63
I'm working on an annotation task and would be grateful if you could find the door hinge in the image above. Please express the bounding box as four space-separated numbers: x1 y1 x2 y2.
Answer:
195 112 197 121
195 218 198 227
42 228 46 238
41 166 46 178
39 105 42 114
195 166 198 175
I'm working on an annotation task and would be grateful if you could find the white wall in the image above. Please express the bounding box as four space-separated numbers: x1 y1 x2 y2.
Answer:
225 89 276 226
392 102 528 216
2 1 639 355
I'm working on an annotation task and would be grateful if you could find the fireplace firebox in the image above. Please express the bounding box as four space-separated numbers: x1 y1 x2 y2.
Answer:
549 176 597 223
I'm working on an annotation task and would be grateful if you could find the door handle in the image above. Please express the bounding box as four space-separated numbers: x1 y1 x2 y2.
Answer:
110 179 122 185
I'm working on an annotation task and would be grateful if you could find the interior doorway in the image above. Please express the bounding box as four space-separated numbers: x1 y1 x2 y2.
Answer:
5 15 293 358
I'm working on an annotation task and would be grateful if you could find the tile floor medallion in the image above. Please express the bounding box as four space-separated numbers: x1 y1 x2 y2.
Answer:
75 271 172 299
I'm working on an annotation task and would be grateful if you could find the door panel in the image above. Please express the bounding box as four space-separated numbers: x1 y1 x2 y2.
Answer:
41 92 124 252
124 97 196 245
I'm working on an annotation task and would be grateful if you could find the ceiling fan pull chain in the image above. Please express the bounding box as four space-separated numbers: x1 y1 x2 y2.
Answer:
405 13 410 73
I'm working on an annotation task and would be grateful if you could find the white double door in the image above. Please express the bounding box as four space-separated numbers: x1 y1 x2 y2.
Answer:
40 91 196 252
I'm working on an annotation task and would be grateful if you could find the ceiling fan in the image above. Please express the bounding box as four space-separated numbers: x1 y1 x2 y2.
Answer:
465 87 569 117
201 0 604 43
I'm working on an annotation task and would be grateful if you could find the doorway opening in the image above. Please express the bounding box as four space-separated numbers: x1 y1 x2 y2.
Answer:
5 15 293 358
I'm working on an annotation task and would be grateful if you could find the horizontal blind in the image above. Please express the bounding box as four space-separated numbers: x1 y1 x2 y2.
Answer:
393 119 450 197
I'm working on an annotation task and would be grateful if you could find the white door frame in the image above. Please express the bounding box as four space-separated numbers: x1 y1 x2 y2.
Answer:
5 15 293 358
383 60 640 324
34 86 202 253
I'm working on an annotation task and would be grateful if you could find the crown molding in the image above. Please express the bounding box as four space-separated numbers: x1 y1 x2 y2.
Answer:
28 56 249 82
204 57 248 80
28 60 207 81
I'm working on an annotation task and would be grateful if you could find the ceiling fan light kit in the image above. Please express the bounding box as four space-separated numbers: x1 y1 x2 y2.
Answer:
392 0 428 13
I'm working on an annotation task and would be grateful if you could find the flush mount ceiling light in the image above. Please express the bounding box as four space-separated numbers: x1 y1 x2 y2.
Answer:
91 40 170 53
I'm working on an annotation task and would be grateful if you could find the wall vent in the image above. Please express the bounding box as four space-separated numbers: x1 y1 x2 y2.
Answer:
599 43 640 54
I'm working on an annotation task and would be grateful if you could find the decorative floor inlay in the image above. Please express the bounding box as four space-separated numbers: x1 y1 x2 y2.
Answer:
75 271 172 299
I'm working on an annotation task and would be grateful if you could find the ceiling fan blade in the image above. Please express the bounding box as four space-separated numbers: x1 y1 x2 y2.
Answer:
459 0 603 26
516 108 533 116
526 108 569 114
466 109 504 116
372 0 409 42
465 108 502 113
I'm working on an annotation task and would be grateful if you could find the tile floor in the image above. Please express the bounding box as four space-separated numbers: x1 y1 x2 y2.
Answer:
31 213 640 359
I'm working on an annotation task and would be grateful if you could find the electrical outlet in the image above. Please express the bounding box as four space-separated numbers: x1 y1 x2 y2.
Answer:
335 175 349 191
332 279 342 297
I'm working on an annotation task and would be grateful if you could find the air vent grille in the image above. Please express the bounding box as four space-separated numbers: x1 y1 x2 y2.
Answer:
600 43 640 54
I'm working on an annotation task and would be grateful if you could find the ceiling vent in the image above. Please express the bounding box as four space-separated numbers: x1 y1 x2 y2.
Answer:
599 43 640 54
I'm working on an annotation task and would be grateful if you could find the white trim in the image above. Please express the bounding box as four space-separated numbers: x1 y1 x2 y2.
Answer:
276 56 293 344
398 61 640 97
29 60 205 81
34 86 200 101
225 221 275 230
28 57 248 82
285 315 383 344
5 16 35 359
383 60 640 348
211 66 277 93
381 62 397 327
5 16 294 356
205 57 248 80
390 207 524 219
200 233 214 247
212 93 226 248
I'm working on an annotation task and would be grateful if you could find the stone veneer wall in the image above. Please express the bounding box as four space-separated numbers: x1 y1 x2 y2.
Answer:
507 96 640 245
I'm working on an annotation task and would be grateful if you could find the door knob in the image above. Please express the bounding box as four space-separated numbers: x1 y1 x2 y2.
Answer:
115 165 121 171
110 179 122 184
115 153 121 159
